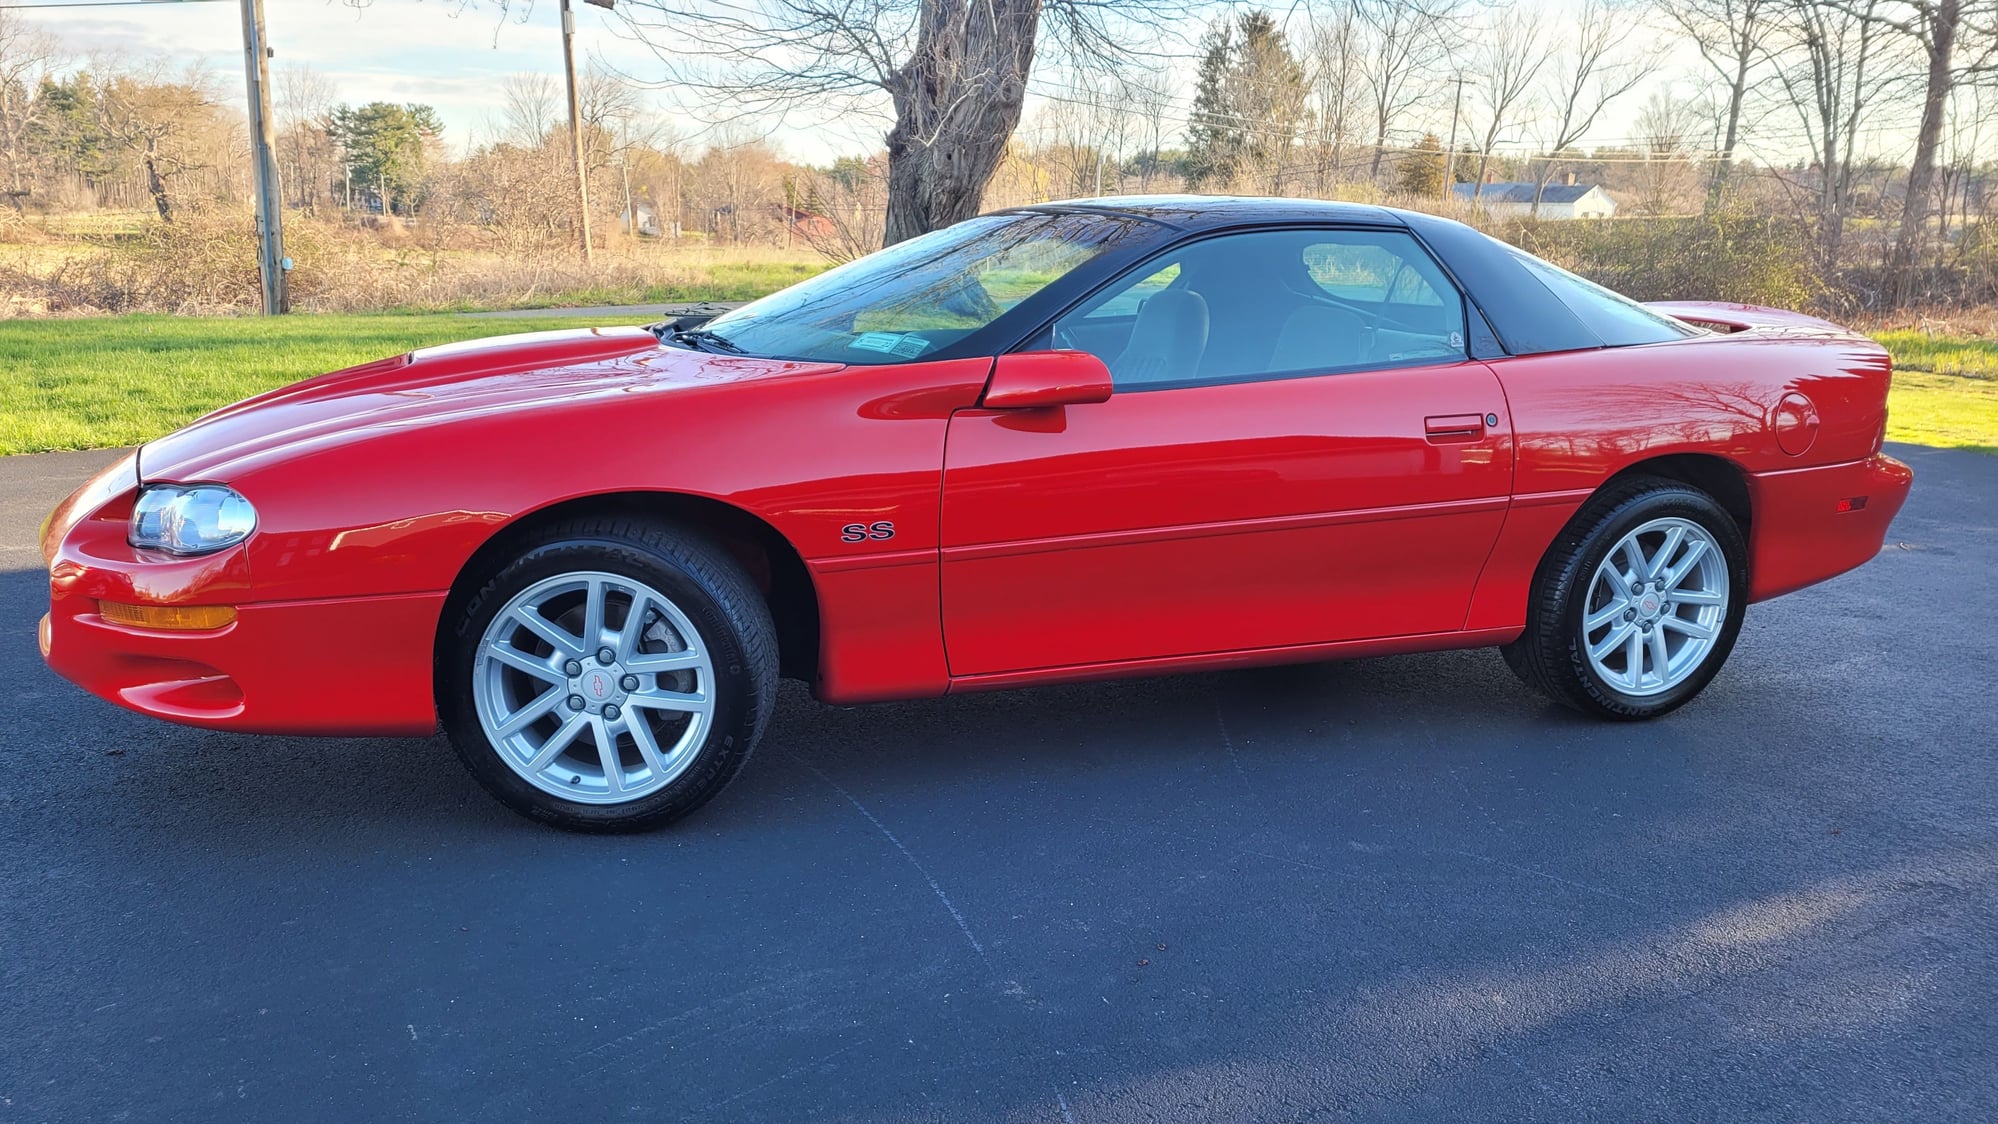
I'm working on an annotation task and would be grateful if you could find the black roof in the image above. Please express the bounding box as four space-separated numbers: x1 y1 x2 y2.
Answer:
1014 194 1408 231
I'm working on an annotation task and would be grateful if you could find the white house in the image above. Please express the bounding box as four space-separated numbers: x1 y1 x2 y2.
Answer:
1451 181 1617 220
621 203 663 237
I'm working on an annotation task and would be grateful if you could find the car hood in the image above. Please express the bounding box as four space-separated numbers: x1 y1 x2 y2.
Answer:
139 327 848 482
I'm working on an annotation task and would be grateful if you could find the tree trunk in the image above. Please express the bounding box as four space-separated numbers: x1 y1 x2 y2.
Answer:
1706 51 1752 213
880 0 1042 246
143 143 173 224
1887 0 1956 308
1531 161 1554 218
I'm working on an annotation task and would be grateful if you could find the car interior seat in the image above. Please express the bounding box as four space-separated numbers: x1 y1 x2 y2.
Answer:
1110 289 1210 386
1268 304 1366 372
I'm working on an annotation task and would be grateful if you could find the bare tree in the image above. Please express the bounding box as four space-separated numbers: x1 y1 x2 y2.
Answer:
1032 73 1134 197
1836 0 1998 303
1305 5 1365 194
579 62 647 168
94 62 223 223
500 72 559 147
1767 0 1911 271
799 154 888 260
0 12 61 211
1532 0 1658 213
1632 88 1703 212
275 64 337 210
1125 69 1175 191
1467 4 1550 197
1661 0 1778 208
1935 81 1977 243
1355 0 1466 182
570 0 1190 244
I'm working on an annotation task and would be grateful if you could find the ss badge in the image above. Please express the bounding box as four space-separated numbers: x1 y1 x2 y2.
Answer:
840 521 896 543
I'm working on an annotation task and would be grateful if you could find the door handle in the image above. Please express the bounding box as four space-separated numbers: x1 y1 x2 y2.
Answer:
1424 413 1487 443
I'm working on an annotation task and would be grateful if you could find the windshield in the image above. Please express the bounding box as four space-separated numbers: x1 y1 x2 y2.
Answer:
694 211 1149 364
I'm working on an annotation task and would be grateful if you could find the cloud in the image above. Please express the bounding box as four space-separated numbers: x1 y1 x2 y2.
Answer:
17 0 873 162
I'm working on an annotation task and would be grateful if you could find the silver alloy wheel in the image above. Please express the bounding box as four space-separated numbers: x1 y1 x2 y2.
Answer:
473 570 716 804
1580 517 1729 697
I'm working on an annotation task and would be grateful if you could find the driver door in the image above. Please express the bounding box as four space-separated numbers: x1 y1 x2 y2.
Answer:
938 226 1514 678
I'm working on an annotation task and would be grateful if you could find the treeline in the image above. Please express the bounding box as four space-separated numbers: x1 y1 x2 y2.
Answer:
985 0 1998 311
2 0 1995 315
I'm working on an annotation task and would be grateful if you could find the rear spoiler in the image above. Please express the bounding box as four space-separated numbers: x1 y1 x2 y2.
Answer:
1644 301 1851 335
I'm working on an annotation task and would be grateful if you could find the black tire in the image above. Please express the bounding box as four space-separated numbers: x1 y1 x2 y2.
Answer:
440 517 778 832
1500 477 1748 719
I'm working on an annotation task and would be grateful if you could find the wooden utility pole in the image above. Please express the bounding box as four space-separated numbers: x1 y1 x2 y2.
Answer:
560 0 594 263
1442 72 1464 201
240 0 287 313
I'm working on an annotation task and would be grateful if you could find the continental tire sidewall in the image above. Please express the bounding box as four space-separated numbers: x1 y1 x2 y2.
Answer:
1558 489 1749 718
441 528 775 831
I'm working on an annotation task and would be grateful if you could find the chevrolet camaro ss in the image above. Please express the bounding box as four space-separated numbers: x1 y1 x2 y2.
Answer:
39 197 1913 831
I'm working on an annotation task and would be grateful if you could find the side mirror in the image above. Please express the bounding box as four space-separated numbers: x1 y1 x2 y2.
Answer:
981 350 1114 410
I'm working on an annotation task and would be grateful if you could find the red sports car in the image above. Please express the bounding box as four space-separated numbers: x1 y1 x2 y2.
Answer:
39 197 1912 830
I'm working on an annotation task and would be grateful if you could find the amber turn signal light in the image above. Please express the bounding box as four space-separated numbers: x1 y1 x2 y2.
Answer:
97 601 238 631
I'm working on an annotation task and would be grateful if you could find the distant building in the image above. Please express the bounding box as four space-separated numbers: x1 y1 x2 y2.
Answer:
622 203 662 237
1452 180 1618 220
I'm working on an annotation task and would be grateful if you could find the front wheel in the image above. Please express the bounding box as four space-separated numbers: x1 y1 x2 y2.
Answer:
440 518 777 831
1502 478 1748 719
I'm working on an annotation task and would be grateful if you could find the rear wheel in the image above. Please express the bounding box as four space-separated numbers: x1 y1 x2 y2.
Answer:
1501 478 1748 719
441 518 777 831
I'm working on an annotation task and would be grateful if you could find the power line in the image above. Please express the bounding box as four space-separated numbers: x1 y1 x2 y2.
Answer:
0 0 228 7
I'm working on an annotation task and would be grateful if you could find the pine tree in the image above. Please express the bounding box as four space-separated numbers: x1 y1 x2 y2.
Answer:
1396 133 1445 198
1184 11 1310 193
1185 21 1235 190
1231 11 1309 193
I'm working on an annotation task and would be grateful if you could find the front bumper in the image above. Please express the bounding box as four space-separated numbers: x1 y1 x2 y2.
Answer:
41 592 446 737
40 461 445 736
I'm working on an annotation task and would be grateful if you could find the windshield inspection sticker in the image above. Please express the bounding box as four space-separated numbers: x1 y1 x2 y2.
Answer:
850 332 930 358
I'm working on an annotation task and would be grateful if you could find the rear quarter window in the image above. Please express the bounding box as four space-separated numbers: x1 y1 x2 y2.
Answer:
1508 250 1702 346
1304 243 1449 307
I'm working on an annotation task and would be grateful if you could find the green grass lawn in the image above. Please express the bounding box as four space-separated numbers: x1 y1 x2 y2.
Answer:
0 312 632 455
1 314 1994 456
1877 331 1998 455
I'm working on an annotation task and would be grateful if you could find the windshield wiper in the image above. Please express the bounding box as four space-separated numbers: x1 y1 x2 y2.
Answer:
670 327 744 355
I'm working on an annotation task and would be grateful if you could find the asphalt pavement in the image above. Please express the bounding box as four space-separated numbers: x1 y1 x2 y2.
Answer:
2 444 1993 1123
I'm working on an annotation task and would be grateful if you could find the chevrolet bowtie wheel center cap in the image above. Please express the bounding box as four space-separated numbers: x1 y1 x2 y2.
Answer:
570 658 632 714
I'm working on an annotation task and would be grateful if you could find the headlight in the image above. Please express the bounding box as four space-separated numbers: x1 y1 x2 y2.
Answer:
129 484 258 555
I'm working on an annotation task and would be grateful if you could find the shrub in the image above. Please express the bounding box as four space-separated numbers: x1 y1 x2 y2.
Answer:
1503 214 1820 312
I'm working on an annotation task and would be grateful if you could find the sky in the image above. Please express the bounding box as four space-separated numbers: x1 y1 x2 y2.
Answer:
11 0 1932 169
14 0 888 161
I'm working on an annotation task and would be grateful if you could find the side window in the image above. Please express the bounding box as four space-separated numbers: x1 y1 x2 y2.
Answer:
1053 229 1468 390
1084 263 1180 319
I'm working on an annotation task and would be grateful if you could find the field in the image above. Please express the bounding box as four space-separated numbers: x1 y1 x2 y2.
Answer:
1876 331 1998 454
0 313 1992 456
0 312 622 455
0 211 830 316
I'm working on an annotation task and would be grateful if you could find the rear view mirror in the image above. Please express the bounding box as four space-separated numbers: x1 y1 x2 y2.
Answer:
981 350 1114 410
